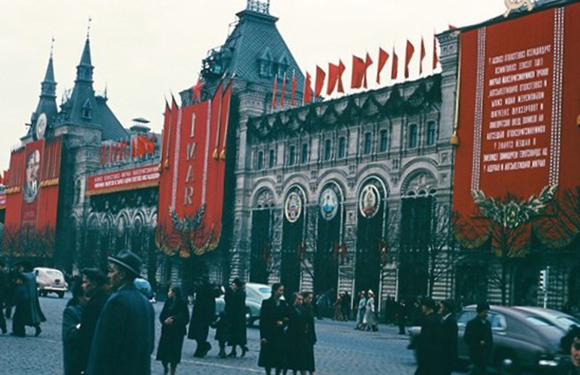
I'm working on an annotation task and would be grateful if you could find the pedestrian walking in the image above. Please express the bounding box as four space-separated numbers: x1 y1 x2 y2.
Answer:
439 299 458 375
73 268 109 375
355 291 366 330
258 283 288 375
214 311 229 358
415 297 443 375
333 293 344 321
157 286 190 375
226 277 248 357
188 277 215 358
0 260 8 334
12 264 46 337
85 250 155 375
4 267 18 320
558 325 580 375
341 291 351 321
397 299 407 335
62 282 87 375
464 303 493 375
286 292 308 375
302 292 317 375
363 290 378 331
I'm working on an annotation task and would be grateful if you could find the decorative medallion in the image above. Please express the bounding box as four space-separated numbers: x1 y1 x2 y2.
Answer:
35 113 47 140
319 187 339 221
23 150 41 203
359 184 380 219
284 191 302 223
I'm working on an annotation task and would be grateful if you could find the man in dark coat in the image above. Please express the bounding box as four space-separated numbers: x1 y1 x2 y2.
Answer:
85 250 155 375
188 277 215 358
226 278 248 357
259 283 288 375
12 263 46 337
286 292 308 374
72 268 109 375
415 297 443 375
397 299 407 335
464 303 493 375
0 261 8 334
439 299 458 375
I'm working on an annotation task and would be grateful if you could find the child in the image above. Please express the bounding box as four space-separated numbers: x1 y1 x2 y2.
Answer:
214 311 229 358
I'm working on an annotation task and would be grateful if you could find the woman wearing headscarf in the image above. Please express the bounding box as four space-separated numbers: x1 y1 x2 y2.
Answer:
157 286 190 375
363 290 378 332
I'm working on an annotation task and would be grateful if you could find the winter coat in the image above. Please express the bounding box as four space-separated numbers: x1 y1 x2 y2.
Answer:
157 296 190 364
464 316 493 368
440 314 458 375
85 283 155 375
225 288 247 346
62 303 83 375
258 297 288 369
188 284 215 341
415 312 443 375
286 305 309 371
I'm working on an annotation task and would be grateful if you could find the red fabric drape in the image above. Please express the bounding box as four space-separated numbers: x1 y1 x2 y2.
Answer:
405 40 415 79
314 66 326 97
376 48 390 84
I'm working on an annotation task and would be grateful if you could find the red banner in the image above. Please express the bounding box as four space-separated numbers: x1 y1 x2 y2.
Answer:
453 4 580 246
157 80 233 255
86 164 160 196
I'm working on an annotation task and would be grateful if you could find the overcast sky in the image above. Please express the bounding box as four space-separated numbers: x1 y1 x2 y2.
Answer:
0 0 506 172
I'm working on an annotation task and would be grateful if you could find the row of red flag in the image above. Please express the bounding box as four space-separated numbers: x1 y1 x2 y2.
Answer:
270 36 439 110
99 134 157 166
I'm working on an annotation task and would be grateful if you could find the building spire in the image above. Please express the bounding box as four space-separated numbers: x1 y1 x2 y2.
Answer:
41 39 56 98
76 21 94 83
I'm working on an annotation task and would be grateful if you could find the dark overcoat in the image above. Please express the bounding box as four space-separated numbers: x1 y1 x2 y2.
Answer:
188 284 215 341
303 304 317 372
464 316 493 368
73 288 109 375
258 297 288 369
23 272 46 325
157 296 190 364
85 283 155 375
440 314 458 375
415 312 443 375
225 288 247 346
62 303 83 375
285 305 309 371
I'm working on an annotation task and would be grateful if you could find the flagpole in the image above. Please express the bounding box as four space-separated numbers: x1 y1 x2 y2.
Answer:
213 82 224 160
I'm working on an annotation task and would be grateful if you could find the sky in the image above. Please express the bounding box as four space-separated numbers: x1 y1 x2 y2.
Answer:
0 0 507 172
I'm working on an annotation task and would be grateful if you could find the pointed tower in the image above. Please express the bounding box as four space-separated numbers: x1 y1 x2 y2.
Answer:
28 52 58 141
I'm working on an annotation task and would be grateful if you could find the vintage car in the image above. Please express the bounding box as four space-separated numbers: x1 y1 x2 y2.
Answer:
34 267 68 298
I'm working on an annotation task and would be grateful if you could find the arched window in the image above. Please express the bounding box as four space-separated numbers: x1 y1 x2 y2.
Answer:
324 139 332 161
301 143 309 164
288 145 296 166
426 121 437 146
408 124 418 149
338 136 347 159
257 151 264 170
363 132 372 155
379 129 389 152
268 149 275 168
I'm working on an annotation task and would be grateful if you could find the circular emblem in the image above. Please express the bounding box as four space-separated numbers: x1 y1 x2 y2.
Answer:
35 113 47 140
23 149 41 204
359 184 380 219
319 187 339 221
284 192 302 223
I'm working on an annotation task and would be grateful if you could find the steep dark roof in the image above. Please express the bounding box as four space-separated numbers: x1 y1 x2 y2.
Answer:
27 55 58 140
95 97 128 140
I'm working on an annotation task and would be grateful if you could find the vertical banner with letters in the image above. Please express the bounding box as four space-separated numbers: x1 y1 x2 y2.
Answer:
453 3 580 246
157 80 233 254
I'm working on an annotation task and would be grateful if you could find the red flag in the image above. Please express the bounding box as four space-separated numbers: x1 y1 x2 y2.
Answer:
303 72 312 104
279 72 287 109
327 63 339 95
271 74 278 110
191 79 204 104
391 48 399 80
363 53 373 88
420 37 426 75
314 66 325 97
290 70 297 106
376 48 390 84
351 55 366 89
448 24 457 30
433 35 439 70
405 40 415 79
337 60 345 93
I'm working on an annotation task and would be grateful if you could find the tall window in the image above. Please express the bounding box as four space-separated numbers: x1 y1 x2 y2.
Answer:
379 129 389 152
426 121 437 146
257 151 264 170
338 137 347 159
269 149 275 168
324 139 332 161
301 143 309 164
363 132 372 155
289 145 296 166
408 124 418 149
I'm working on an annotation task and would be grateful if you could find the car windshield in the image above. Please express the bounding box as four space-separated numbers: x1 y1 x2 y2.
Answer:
557 316 580 328
46 270 62 276
525 316 554 327
259 287 271 295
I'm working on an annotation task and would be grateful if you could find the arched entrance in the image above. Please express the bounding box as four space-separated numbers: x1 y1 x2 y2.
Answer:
355 177 386 300
250 189 275 284
314 182 344 296
281 185 306 296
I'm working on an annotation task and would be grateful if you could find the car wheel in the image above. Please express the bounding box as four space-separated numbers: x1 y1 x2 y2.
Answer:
57 291 65 298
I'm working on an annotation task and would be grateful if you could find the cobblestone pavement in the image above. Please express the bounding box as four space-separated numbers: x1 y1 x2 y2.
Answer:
0 294 486 375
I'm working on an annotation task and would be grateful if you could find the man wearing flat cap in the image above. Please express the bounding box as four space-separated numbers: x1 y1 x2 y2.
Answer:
415 297 443 375
85 250 155 375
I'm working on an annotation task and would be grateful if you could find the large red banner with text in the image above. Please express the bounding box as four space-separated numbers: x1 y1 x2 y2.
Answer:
157 81 233 256
453 4 580 247
3 137 63 257
86 164 160 196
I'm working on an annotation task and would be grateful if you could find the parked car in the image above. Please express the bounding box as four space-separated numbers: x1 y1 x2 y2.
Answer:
134 277 156 303
34 267 68 298
512 306 580 333
408 305 566 373
215 283 273 326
